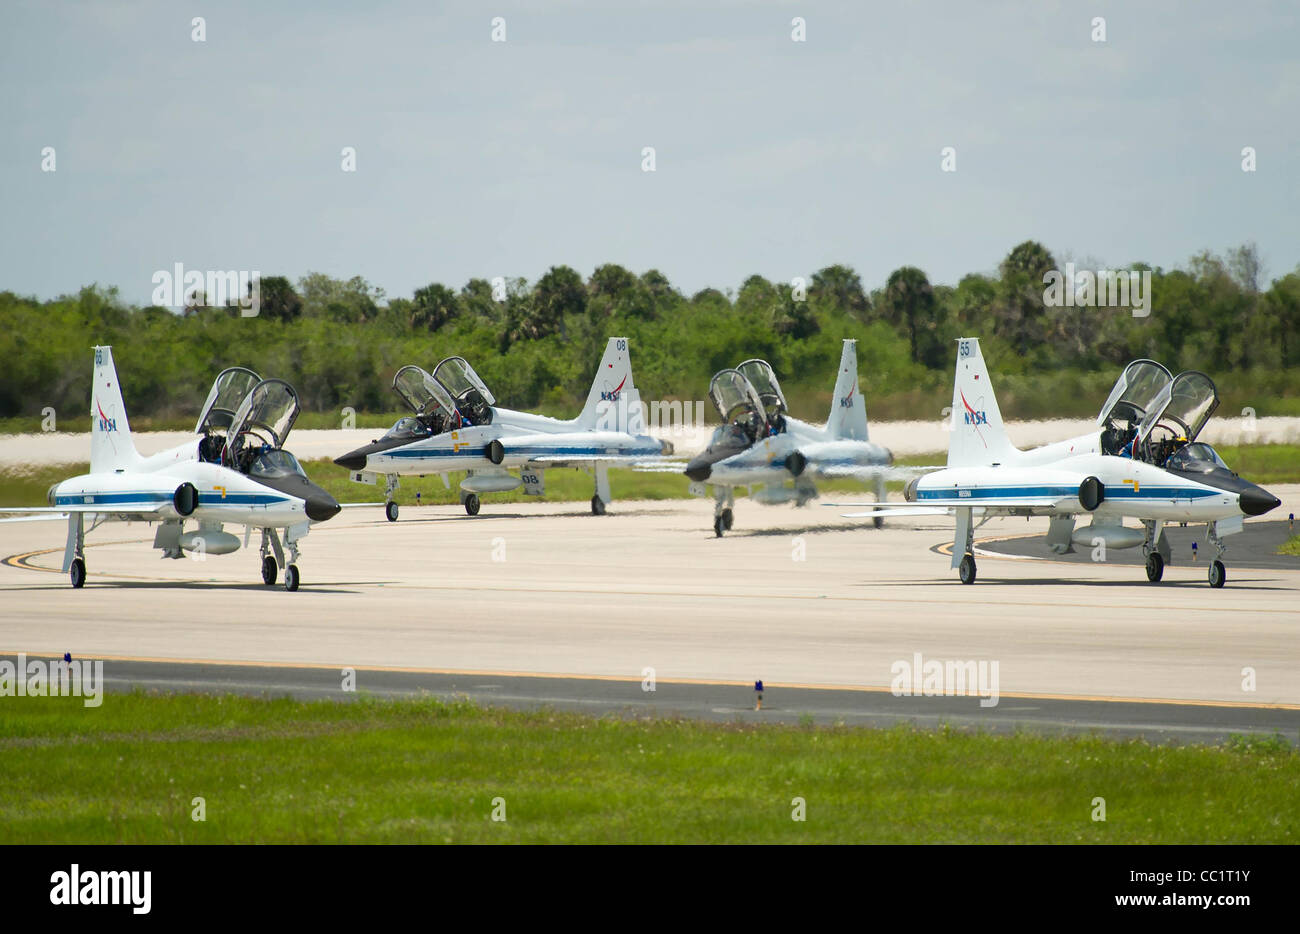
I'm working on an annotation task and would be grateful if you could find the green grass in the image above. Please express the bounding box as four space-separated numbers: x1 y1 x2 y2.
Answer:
1 692 1295 843
1279 535 1300 556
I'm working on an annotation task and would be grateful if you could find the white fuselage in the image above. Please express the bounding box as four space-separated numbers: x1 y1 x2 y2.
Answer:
705 417 892 488
361 408 664 476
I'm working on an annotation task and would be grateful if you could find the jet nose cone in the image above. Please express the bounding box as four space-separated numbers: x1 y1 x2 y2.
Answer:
334 450 367 472
684 460 711 482
1240 486 1281 517
307 492 342 522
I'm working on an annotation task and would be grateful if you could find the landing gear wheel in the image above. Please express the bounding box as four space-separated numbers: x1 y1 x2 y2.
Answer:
70 557 86 589
714 514 726 537
721 508 733 531
591 495 606 516
1208 560 1226 589
958 553 977 585
464 494 480 516
284 564 300 592
873 516 884 529
261 555 278 586
1145 553 1164 583
385 501 399 522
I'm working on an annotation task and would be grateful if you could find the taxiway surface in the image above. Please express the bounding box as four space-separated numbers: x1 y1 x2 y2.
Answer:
2 491 1297 737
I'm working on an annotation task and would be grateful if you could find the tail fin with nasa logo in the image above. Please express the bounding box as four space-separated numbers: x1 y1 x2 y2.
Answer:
826 339 869 441
89 346 142 474
576 337 644 433
947 338 1016 468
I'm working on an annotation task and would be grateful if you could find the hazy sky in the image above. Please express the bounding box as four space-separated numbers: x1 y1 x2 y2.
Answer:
2 0 1297 306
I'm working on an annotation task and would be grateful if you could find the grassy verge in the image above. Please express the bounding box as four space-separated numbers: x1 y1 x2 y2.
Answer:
1279 536 1300 556
0 692 1294 843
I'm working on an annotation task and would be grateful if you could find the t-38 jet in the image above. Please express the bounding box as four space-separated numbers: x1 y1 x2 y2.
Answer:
835 338 1280 587
334 337 674 518
0 347 340 591
683 339 897 536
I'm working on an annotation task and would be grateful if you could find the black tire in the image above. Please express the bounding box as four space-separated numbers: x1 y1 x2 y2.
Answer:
262 555 278 586
385 501 399 522
721 508 733 531
713 514 725 537
873 515 884 530
284 564 300 592
1145 552 1164 582
464 494 481 516
958 553 977 585
1209 560 1226 589
70 557 86 589
591 495 606 516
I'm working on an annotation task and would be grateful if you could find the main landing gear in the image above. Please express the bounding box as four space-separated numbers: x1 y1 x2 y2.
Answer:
384 475 400 522
1142 520 1229 587
590 495 606 516
464 493 481 516
259 527 303 592
65 513 87 588
712 490 735 537
955 507 976 584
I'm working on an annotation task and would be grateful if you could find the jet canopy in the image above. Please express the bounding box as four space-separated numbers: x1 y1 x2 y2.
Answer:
225 379 301 471
1097 359 1172 455
195 367 262 436
1164 441 1230 475
709 369 766 441
432 357 495 426
393 365 460 432
1136 371 1219 466
736 359 789 429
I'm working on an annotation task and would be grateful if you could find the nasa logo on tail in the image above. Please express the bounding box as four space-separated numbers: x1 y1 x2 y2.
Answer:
959 390 989 446
839 379 856 409
600 374 627 402
96 400 117 433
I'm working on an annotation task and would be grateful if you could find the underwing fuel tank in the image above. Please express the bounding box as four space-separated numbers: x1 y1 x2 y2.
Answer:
1070 523 1146 550
178 527 241 555
459 473 523 494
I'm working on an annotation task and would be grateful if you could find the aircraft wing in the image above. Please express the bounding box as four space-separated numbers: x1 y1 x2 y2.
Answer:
0 505 170 515
813 464 945 480
828 494 1076 519
524 454 678 469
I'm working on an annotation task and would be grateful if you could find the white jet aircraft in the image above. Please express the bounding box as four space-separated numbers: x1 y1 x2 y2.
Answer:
0 347 341 591
334 337 674 518
683 339 897 537
835 338 1280 587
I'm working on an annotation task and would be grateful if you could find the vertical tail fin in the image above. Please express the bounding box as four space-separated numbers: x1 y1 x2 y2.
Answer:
947 337 1016 467
576 337 644 433
826 339 869 440
89 346 141 473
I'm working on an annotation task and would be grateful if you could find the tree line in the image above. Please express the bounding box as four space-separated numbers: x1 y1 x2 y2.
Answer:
2 241 1297 425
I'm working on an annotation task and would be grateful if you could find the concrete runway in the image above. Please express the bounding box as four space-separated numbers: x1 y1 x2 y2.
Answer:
2 490 1298 739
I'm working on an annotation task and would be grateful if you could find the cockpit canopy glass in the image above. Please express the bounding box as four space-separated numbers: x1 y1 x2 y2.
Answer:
381 416 432 441
195 367 261 435
432 357 495 425
248 449 306 480
393 365 458 423
1096 359 1172 427
227 379 301 454
736 359 788 419
1165 442 1229 474
708 369 766 436
1138 371 1218 443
